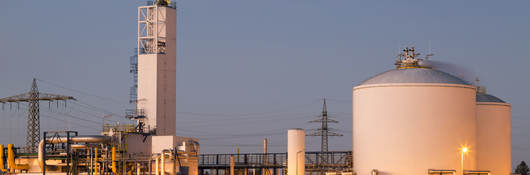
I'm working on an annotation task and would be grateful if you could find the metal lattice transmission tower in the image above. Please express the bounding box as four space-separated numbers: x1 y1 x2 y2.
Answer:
0 78 75 152
307 98 343 157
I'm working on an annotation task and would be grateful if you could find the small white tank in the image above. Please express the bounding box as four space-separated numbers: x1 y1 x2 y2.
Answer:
288 128 305 175
476 87 511 175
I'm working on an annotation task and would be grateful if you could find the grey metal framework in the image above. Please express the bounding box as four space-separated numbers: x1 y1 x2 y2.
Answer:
0 79 75 153
199 151 352 175
42 131 79 175
129 48 139 104
307 98 343 168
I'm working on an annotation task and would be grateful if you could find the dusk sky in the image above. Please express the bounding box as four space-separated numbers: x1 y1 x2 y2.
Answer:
1 0 529 169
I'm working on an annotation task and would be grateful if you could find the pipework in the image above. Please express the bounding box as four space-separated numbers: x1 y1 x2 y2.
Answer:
112 146 119 175
7 144 29 172
0 145 7 172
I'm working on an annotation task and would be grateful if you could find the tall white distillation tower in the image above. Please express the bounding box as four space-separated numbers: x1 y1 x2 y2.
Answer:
137 1 177 136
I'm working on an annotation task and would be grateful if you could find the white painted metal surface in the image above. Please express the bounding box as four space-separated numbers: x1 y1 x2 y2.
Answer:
353 82 477 175
476 101 511 175
288 129 305 175
137 5 177 135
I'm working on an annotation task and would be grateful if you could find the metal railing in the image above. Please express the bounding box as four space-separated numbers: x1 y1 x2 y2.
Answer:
199 151 352 173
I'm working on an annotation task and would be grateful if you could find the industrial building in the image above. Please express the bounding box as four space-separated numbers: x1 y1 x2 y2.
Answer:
0 0 514 174
0 0 354 175
352 47 511 175
0 1 200 175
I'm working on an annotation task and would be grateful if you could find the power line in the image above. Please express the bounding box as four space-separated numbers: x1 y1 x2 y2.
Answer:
174 100 322 118
306 97 343 171
175 113 312 128
35 78 133 123
72 100 126 119
36 78 127 105
65 103 127 123
45 109 102 125
0 78 75 152
13 104 100 131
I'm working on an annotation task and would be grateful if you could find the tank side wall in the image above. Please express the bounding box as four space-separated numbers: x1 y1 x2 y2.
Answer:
476 103 511 175
353 84 476 175
288 129 305 175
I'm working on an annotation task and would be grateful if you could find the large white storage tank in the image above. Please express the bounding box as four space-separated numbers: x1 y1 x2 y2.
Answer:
476 87 511 175
353 48 477 175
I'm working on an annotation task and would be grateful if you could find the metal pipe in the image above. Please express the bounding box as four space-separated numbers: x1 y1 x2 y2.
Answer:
0 144 7 172
149 158 152 175
102 158 106 175
38 136 110 170
137 162 141 175
43 132 47 175
371 169 378 175
236 147 240 163
156 155 160 175
95 147 99 175
71 144 88 149
112 146 118 175
172 151 176 175
89 148 92 175
123 156 126 175
127 166 132 175
45 135 111 144
160 149 172 175
7 144 29 172
230 156 235 175
38 140 45 171
263 138 267 175
161 152 166 175
66 132 70 175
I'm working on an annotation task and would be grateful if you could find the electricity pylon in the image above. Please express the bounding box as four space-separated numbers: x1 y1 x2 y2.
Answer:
0 78 75 152
307 97 343 168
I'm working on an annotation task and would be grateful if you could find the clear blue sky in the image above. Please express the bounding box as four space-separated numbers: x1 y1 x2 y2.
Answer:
1 0 529 169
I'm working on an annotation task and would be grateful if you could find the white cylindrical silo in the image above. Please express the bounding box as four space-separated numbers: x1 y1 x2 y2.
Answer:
288 129 305 175
353 68 477 175
476 88 511 175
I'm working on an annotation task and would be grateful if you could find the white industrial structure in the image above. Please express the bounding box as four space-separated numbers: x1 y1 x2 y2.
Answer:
1 2 199 174
352 48 511 175
137 1 177 135
476 87 511 175
130 1 200 174
124 1 200 174
288 129 306 175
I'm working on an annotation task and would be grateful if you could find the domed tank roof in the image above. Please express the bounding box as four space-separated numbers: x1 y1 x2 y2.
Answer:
476 93 505 103
476 86 505 103
359 68 471 86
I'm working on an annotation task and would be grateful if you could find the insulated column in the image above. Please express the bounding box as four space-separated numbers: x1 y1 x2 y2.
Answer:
287 129 305 175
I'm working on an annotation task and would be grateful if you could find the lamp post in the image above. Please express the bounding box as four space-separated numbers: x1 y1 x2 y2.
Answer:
460 146 469 175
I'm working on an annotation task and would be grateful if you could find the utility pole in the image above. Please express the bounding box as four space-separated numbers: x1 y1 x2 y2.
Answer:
307 98 343 174
0 78 75 152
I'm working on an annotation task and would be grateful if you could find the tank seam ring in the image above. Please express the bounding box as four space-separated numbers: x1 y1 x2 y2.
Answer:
353 83 476 91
